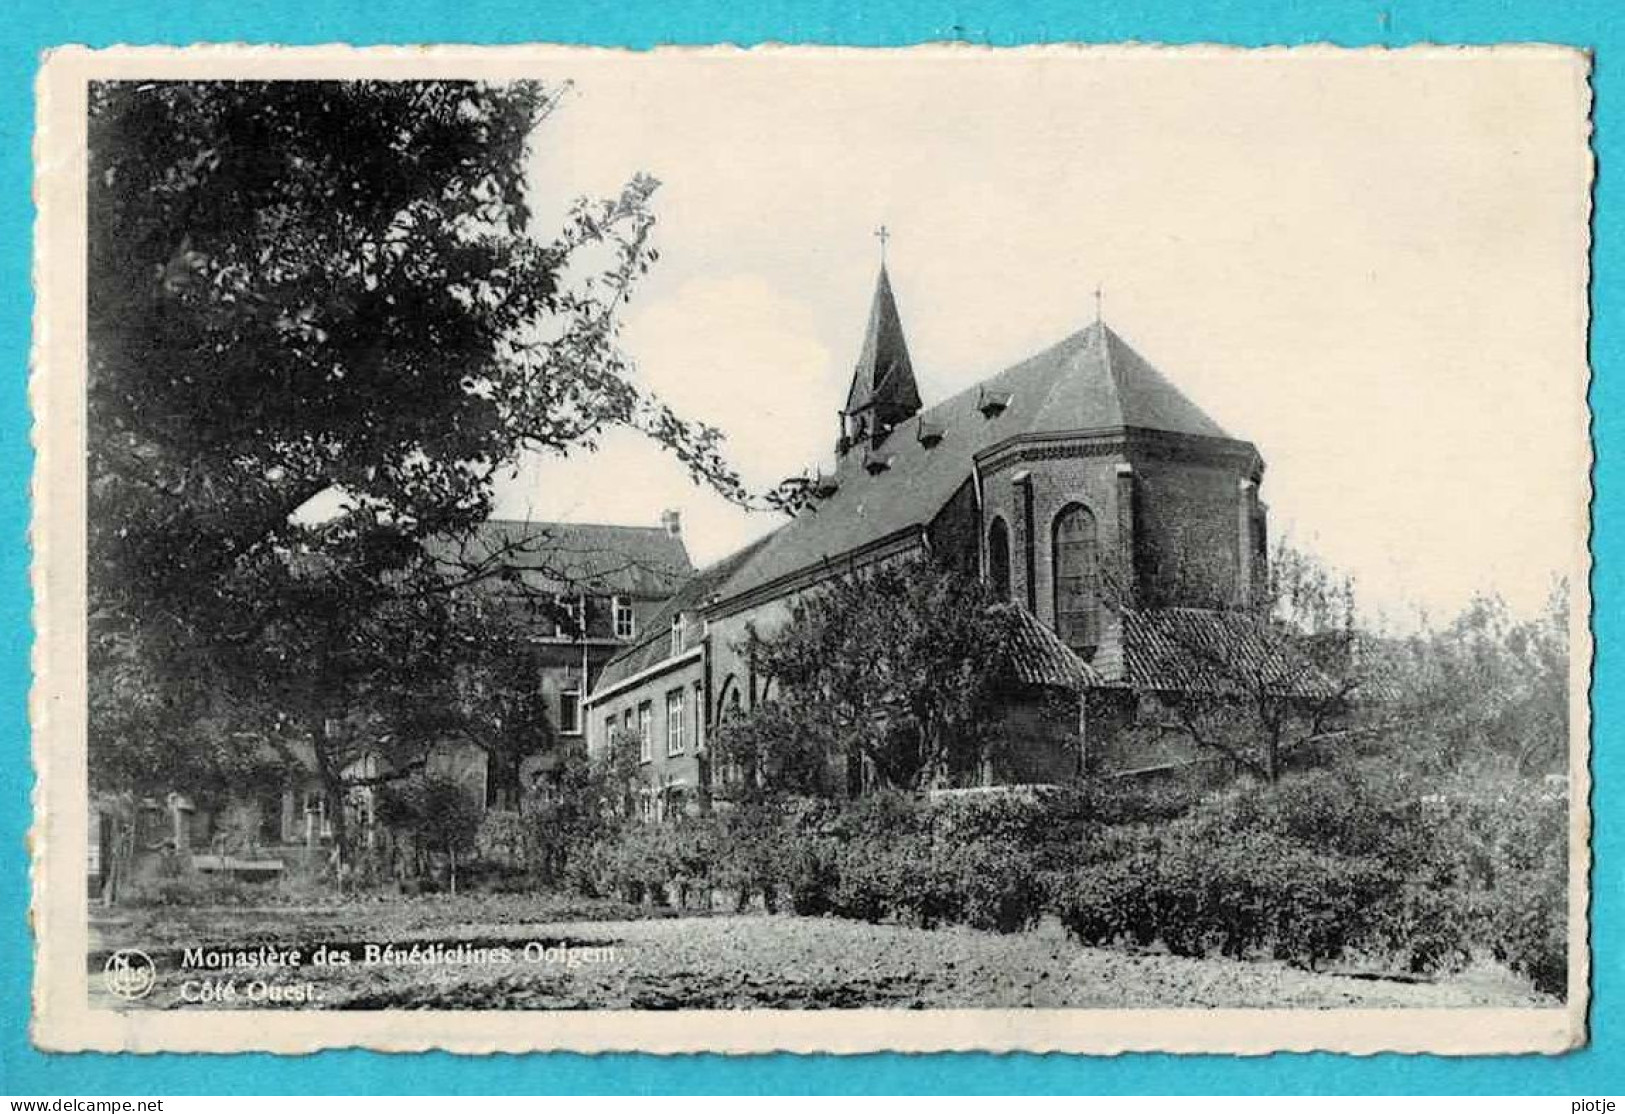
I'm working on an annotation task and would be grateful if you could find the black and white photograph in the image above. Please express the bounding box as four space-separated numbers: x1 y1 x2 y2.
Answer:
31 45 1590 1053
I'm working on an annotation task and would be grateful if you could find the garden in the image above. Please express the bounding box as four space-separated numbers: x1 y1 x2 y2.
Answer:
100 750 1567 1010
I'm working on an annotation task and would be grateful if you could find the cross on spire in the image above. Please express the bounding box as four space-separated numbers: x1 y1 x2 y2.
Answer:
874 225 891 264
1094 284 1104 325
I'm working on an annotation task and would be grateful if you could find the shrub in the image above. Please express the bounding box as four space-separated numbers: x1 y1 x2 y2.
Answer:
1421 773 1569 996
781 835 839 916
1484 860 1567 996
475 810 533 869
1048 782 1409 969
126 870 263 907
1160 779 1409 967
596 823 675 905
710 805 789 912
456 858 536 895
830 837 924 924
1256 845 1393 970
1258 765 1435 870
1372 882 1476 975
927 789 1066 845
942 840 1046 934
1049 845 1159 948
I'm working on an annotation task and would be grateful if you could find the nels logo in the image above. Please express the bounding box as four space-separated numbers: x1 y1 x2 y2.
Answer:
102 948 157 1001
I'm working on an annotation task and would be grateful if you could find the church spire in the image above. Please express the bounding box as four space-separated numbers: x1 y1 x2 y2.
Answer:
838 260 922 455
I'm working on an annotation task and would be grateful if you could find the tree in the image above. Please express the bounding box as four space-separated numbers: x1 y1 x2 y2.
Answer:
87 80 744 864
713 558 1027 796
523 729 643 888
1392 579 1570 775
375 775 484 893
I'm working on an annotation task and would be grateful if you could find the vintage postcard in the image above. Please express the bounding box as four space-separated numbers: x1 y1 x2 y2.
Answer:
30 44 1592 1054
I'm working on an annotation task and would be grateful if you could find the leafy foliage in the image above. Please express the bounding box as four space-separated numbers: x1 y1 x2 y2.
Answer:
572 757 1565 997
376 775 485 891
713 558 1028 795
86 80 744 859
1387 581 1571 776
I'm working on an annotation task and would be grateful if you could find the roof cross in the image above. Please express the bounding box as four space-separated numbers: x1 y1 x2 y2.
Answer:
1094 284 1104 325
874 225 891 264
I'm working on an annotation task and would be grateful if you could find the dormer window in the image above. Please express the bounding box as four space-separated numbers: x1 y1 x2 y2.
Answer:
670 615 684 656
864 452 893 475
978 388 1011 418
813 471 840 498
917 418 944 447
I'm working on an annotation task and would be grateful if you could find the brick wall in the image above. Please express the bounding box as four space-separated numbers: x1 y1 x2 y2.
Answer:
989 691 1081 784
585 653 707 811
1133 457 1244 608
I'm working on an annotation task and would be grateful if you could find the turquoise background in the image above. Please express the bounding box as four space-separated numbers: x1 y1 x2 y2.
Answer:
1 0 1617 1095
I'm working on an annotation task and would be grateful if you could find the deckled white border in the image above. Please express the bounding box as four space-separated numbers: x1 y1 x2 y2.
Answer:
29 43 1594 1055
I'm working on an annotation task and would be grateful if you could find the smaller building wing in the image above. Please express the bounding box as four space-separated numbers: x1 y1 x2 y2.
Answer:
1001 602 1105 690
1115 607 1339 698
591 532 779 696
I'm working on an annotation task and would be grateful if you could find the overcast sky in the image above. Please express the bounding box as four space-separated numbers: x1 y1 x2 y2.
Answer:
494 47 1591 627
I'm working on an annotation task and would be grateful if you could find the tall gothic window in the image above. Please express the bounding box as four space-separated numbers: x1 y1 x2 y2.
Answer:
987 517 1012 601
1052 503 1101 655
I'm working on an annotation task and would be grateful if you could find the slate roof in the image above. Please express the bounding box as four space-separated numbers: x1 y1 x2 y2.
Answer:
427 519 694 598
1111 608 1338 698
845 266 922 416
719 321 1241 603
592 533 778 693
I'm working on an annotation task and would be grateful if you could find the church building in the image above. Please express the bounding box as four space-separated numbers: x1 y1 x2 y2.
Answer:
585 263 1278 810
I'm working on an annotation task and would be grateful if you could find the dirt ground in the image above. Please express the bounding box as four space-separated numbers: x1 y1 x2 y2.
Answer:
89 895 1556 1011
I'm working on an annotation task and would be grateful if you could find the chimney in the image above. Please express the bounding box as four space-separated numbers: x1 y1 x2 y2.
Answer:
661 508 682 537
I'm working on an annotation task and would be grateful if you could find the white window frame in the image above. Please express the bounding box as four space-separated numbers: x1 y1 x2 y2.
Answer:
692 680 706 751
613 596 635 640
558 686 581 736
670 615 684 656
637 702 653 763
666 688 686 757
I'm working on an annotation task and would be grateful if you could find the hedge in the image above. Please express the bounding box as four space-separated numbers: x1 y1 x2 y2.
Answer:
578 765 1566 995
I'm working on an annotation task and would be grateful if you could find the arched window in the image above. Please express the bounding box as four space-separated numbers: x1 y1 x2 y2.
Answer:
716 675 741 723
1052 503 1101 655
987 517 1012 601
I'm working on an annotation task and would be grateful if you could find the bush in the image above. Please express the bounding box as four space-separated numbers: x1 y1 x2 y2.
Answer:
455 858 536 894
830 836 933 924
1484 860 1567 996
475 810 533 870
1258 765 1435 870
781 836 838 915
1046 776 1414 970
126 870 263 907
596 823 672 905
941 840 1046 934
710 806 790 912
1372 882 1476 975
574 757 1566 995
591 816 723 910
1423 773 1568 996
927 789 1067 845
